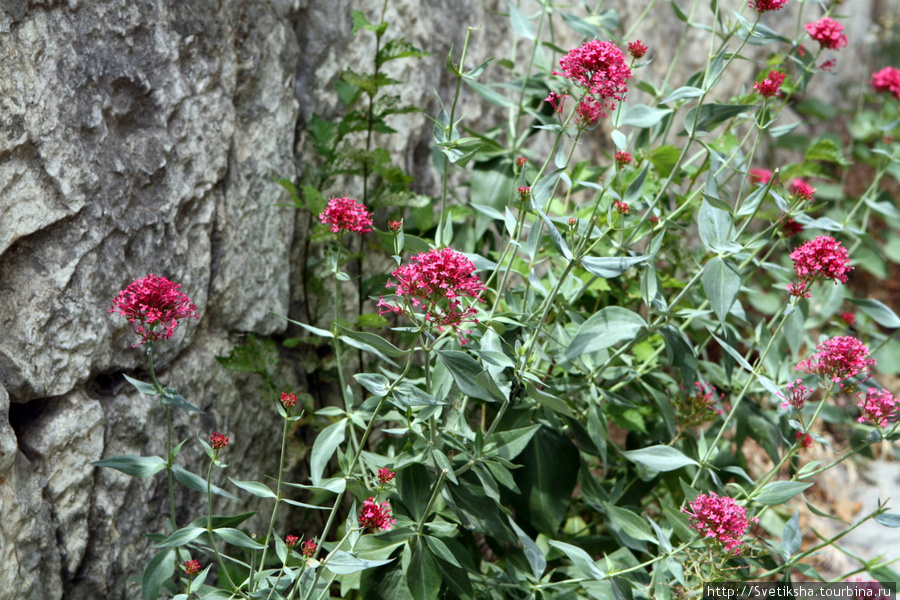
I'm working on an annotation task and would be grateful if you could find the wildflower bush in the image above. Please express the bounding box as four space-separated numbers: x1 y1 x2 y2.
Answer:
98 1 900 598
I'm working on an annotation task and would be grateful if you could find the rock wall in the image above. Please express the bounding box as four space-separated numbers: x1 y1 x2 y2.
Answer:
0 0 893 598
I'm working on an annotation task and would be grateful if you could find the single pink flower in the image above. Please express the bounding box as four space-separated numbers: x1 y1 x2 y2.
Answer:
627 40 647 59
184 560 201 576
615 151 632 170
281 392 297 408
750 0 788 12
110 274 199 346
358 498 395 532
857 388 898 427
805 17 848 51
302 539 318 558
285 534 299 548
749 168 774 185
681 493 756 553
318 197 373 235
377 467 395 485
790 179 816 202
210 431 229 450
614 201 630 215
779 379 812 410
377 248 486 345
790 236 850 285
754 70 786 98
553 40 631 113
797 336 875 383
870 67 900 99
575 97 605 127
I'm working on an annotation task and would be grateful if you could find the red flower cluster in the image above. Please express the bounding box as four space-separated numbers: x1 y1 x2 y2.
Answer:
857 388 898 427
780 215 804 238
615 151 632 170
805 17 848 50
750 0 788 12
840 311 856 327
575 97 604 128
749 168 773 185
184 560 201 576
790 236 851 290
795 432 813 448
318 197 373 235
790 179 815 202
377 467 395 485
627 40 647 59
110 274 199 346
545 91 568 113
358 497 395 532
377 248 486 344
614 201 630 215
553 40 631 115
388 220 403 232
870 67 900 99
754 70 786 98
302 539 318 558
280 392 297 408
797 336 874 384
516 156 528 168
779 379 812 411
517 186 531 201
682 492 756 553
285 534 299 547
210 431 229 450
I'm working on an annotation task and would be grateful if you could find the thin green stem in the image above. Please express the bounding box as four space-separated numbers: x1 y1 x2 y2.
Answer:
253 415 292 592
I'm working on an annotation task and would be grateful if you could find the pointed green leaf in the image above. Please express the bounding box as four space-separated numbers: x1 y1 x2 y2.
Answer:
547 540 606 580
325 550 394 574
702 257 741 323
310 420 347 486
155 527 206 548
123 373 159 396
93 455 167 478
172 465 239 500
214 527 266 549
581 255 650 279
754 481 813 505
621 445 698 472
850 298 900 328
408 543 441 600
229 478 277 499
160 387 203 413
566 307 646 360
142 549 175 600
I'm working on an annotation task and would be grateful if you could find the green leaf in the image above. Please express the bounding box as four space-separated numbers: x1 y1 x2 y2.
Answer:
325 550 394 574
805 138 851 166
155 527 206 548
507 0 535 39
463 79 514 109
622 105 672 129
123 373 158 395
661 86 703 104
508 517 546 578
229 478 277 499
535 205 572 260
702 257 741 323
624 164 650 204
391 382 445 407
649 145 681 178
408 543 441 600
697 199 734 251
850 298 900 328
173 465 239 500
142 549 175 600
510 427 579 536
337 326 407 357
355 373 391 397
783 509 801 556
531 168 564 211
310 420 347 486
399 463 433 521
581 255 650 279
621 445 698 472
566 307 646 360
659 325 697 386
547 540 606 580
604 503 657 543
160 387 203 413
436 350 496 402
483 425 541 461
685 104 755 134
93 455 167 478
874 513 900 527
754 481 813 505
424 536 462 568
710 333 752 372
214 527 267 549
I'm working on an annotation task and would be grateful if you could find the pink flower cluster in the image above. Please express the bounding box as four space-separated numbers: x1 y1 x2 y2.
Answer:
779 379 812 411
281 392 297 408
805 17 848 51
614 201 630 215
754 70 786 98
871 67 900 99
358 497 395 532
552 40 631 117
627 40 647 59
377 467 395 485
377 248 486 344
797 336 874 384
210 431 229 450
615 151 632 170
790 236 850 289
790 179 815 202
780 215 804 238
575 97 604 128
857 388 898 427
750 0 788 12
302 539 318 558
110 274 200 346
318 197 373 235
682 492 756 553
749 168 774 185
184 559 201 576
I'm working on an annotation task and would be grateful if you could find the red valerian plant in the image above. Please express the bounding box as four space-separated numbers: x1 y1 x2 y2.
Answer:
797 336 875 383
284 534 299 548
280 392 297 408
754 70 786 97
779 379 813 411
870 66 900 99
377 467 395 485
627 40 647 59
552 39 631 113
790 178 816 202
805 17 848 50
750 0 788 12
358 498 395 532
110 274 199 346
184 560 201 576
209 431 229 450
615 151 632 169
318 197 373 234
790 235 851 286
301 539 317 558
857 388 899 427
682 493 757 553
749 168 773 185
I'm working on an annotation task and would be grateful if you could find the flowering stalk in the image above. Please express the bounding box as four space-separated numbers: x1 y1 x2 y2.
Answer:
204 449 238 592
145 343 179 534
251 412 292 593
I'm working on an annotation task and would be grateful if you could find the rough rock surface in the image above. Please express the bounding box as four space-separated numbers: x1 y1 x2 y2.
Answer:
0 0 893 598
